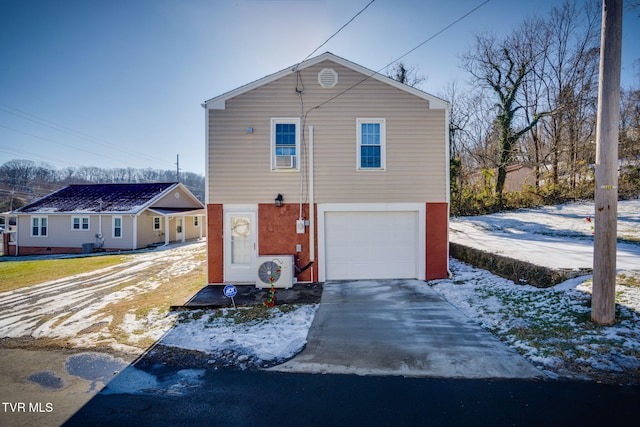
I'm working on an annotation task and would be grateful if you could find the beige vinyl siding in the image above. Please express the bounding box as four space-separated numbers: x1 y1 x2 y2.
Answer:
137 212 164 247
152 187 202 208
17 214 136 250
137 212 204 246
208 60 447 204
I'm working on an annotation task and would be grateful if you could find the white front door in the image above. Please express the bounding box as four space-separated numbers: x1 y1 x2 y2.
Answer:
224 210 257 282
176 218 184 242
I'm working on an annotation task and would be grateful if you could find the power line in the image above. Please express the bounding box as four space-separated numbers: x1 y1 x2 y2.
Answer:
308 0 492 113
0 123 149 169
0 103 175 168
296 0 376 68
0 145 82 169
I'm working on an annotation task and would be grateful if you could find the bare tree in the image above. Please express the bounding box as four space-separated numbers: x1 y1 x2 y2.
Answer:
537 0 600 194
462 23 553 199
0 159 36 190
0 159 207 208
386 62 426 87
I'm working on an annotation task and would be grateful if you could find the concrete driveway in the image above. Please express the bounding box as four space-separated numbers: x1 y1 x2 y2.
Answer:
273 279 542 379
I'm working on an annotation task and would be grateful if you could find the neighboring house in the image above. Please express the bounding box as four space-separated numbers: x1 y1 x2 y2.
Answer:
203 52 450 284
8 183 205 256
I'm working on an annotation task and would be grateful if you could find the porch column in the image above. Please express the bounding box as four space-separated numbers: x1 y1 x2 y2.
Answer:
164 216 170 245
132 215 138 250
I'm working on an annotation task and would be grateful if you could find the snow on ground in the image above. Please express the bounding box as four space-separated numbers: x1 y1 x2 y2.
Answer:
441 199 640 381
431 260 640 381
450 199 640 270
0 242 206 352
3 200 639 383
0 240 318 366
162 305 318 363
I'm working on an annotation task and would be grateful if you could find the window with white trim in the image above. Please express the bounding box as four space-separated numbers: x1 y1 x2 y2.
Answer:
193 216 199 227
31 216 48 237
356 118 386 170
153 216 162 231
271 118 300 171
112 216 122 238
72 216 90 231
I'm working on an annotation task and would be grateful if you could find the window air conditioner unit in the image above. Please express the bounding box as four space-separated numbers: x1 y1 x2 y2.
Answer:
275 155 295 169
256 255 294 288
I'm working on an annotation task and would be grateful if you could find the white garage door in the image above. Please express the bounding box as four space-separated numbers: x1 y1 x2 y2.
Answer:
324 211 419 280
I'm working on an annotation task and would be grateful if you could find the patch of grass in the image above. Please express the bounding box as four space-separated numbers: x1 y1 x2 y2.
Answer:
231 304 301 323
618 272 640 288
231 305 275 324
93 261 207 349
180 304 300 326
0 255 126 292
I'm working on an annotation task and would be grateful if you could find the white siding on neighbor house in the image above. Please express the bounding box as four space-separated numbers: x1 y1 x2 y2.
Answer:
207 60 447 205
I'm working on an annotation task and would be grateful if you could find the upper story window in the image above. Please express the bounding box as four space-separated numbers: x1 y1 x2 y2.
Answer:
31 216 48 237
72 216 90 231
271 118 300 171
357 118 386 170
113 216 122 238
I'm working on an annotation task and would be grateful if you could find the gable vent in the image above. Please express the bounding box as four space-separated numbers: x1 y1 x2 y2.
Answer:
318 68 338 88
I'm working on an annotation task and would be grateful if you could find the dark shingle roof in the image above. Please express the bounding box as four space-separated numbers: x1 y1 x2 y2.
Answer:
15 183 178 214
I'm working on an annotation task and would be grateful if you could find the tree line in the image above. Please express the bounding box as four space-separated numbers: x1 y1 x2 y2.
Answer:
443 0 640 215
0 159 205 211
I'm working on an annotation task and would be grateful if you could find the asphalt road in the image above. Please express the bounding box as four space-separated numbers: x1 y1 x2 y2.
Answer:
2 347 638 427
62 369 639 427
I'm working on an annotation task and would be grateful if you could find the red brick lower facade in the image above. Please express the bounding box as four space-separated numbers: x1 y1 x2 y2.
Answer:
206 202 449 284
425 202 450 280
258 203 317 283
207 204 224 283
11 246 124 256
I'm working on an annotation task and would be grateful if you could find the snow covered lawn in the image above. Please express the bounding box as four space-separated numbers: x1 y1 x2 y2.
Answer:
2 200 639 383
450 199 640 270
162 305 318 367
442 199 640 382
431 260 640 382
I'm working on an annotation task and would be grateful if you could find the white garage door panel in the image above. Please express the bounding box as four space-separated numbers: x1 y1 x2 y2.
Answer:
325 211 418 280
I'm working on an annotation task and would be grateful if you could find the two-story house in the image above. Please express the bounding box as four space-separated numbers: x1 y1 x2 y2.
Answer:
203 52 450 285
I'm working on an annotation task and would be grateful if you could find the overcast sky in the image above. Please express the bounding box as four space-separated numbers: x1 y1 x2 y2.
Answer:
1 0 638 176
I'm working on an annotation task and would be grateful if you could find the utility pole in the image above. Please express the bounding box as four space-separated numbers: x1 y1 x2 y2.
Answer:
175 154 180 182
592 0 623 325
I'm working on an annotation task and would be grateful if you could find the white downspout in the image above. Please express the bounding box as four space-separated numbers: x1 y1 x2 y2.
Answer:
309 126 315 280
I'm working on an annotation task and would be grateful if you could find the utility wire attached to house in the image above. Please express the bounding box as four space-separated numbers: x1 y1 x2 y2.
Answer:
294 0 376 71
308 0 492 113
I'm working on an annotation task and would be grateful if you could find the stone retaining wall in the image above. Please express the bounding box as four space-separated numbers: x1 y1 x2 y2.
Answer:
450 242 592 288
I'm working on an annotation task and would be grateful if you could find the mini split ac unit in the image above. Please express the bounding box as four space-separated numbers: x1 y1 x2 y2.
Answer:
256 255 294 289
